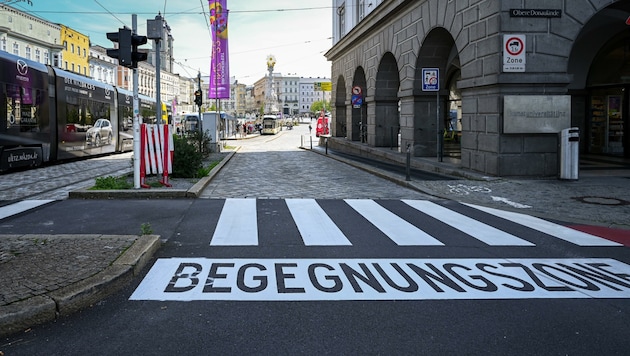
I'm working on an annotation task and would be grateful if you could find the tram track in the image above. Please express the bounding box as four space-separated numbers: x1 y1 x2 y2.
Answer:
0 153 133 204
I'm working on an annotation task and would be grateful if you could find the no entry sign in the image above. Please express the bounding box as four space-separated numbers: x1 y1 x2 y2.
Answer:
503 34 526 72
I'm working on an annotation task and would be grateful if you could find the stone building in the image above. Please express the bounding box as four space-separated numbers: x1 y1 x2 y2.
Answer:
326 0 630 176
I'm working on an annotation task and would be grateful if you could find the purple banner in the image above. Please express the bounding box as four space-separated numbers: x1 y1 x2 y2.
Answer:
209 0 230 99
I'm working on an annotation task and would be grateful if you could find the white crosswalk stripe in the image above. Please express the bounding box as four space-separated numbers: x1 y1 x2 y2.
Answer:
345 199 444 246
402 200 534 246
210 198 258 245
0 200 54 220
286 199 351 246
463 203 622 246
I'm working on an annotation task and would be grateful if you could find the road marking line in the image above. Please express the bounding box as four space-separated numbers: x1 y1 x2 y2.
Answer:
403 200 534 246
0 200 54 220
464 203 622 246
210 198 258 245
286 199 352 246
345 199 444 246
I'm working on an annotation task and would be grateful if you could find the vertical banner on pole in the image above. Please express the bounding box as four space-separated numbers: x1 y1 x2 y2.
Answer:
208 0 230 99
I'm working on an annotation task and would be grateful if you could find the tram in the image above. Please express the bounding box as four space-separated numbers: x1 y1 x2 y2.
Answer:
262 114 281 135
0 50 169 172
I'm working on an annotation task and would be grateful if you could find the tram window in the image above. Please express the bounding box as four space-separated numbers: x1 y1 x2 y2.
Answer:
5 84 42 132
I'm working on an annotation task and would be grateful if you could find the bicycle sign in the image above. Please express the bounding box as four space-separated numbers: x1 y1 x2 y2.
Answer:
422 68 439 91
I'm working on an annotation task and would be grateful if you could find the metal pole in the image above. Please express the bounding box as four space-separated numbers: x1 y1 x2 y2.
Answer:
155 14 162 125
132 14 140 189
197 71 202 133
437 91 442 162
406 143 411 181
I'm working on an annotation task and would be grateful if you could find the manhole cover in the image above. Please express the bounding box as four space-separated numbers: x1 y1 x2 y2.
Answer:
573 196 630 206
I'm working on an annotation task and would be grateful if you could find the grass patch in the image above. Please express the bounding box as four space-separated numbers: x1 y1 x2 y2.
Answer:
90 176 134 190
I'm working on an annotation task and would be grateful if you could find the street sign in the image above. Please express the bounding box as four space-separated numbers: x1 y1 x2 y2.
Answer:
314 82 332 91
422 68 439 91
503 34 526 72
352 86 363 108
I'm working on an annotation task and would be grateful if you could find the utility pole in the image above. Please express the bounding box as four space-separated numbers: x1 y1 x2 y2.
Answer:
132 15 140 188
147 13 163 124
198 71 203 133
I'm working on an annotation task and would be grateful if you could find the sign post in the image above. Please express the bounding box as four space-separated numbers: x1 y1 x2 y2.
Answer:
422 68 441 162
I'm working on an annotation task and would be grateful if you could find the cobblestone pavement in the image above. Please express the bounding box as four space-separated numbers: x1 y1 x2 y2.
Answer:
0 235 136 307
200 130 432 200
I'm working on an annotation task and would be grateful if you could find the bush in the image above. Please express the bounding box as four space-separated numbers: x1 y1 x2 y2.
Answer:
172 134 204 178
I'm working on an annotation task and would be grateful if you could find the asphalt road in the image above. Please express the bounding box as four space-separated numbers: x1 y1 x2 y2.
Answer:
2 122 630 355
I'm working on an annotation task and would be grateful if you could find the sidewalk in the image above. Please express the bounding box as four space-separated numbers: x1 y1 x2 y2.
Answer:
2 135 630 338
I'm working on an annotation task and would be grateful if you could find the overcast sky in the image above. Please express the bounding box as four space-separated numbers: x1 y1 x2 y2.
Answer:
14 0 333 85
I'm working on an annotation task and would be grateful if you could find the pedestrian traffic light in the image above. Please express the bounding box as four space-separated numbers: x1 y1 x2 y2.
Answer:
194 90 203 106
106 28 132 67
131 33 148 69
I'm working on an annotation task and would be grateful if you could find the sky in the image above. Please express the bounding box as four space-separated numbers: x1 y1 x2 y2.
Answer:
13 0 334 85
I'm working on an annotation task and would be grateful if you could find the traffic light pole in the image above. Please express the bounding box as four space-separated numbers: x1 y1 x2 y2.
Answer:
155 14 162 125
132 14 141 189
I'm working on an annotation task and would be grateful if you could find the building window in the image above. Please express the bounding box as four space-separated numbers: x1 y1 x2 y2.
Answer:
0 37 6 52
337 3 346 38
25 47 31 59
12 42 19 56
35 49 41 62
71 44 74 53
44 51 49 65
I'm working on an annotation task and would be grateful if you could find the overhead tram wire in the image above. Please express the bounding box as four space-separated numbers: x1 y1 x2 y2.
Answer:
93 0 126 27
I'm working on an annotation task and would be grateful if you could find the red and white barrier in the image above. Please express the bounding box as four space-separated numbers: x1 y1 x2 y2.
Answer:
140 123 173 188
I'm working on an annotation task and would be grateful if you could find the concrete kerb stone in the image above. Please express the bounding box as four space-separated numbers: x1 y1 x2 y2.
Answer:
0 234 161 338
69 149 237 199
187 149 238 197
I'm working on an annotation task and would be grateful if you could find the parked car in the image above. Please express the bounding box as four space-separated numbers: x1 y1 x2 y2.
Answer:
86 119 113 146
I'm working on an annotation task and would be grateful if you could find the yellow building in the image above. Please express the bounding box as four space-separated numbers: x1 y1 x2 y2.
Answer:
60 25 89 76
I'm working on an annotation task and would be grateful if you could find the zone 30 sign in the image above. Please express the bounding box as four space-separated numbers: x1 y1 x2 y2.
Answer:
130 258 630 301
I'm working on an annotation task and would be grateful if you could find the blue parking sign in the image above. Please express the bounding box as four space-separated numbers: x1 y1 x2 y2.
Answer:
422 68 439 91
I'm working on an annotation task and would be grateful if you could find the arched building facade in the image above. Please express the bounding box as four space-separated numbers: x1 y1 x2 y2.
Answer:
326 0 630 176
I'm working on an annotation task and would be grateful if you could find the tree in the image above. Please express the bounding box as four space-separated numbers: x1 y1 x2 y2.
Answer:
310 100 331 116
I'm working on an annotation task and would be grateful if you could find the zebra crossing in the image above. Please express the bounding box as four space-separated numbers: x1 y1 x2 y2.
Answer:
207 198 622 247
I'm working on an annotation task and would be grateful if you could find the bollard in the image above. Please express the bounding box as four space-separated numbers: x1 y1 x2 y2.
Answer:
406 143 411 181
325 137 328 155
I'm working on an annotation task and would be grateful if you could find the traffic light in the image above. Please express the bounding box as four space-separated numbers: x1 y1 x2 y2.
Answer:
194 90 203 106
131 33 148 68
106 28 132 67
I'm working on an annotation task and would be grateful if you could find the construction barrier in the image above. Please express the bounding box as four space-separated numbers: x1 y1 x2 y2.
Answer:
140 124 174 188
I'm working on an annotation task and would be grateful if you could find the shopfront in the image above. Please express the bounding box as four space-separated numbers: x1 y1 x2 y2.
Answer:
586 32 629 157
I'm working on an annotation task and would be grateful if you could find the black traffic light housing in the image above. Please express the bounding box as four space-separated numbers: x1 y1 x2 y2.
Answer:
131 33 148 68
194 90 203 106
106 27 148 68
106 28 132 67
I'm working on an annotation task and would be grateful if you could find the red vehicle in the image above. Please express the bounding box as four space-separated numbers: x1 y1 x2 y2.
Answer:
315 116 329 137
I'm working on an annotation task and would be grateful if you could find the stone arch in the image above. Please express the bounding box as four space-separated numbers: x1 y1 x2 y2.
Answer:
410 27 459 157
351 67 367 142
373 52 400 147
334 75 347 137
568 2 630 158
568 2 630 90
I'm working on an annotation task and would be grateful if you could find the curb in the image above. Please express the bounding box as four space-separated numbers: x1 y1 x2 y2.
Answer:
0 234 161 338
68 150 237 199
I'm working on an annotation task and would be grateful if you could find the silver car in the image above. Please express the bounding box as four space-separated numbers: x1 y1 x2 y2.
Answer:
86 119 113 146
